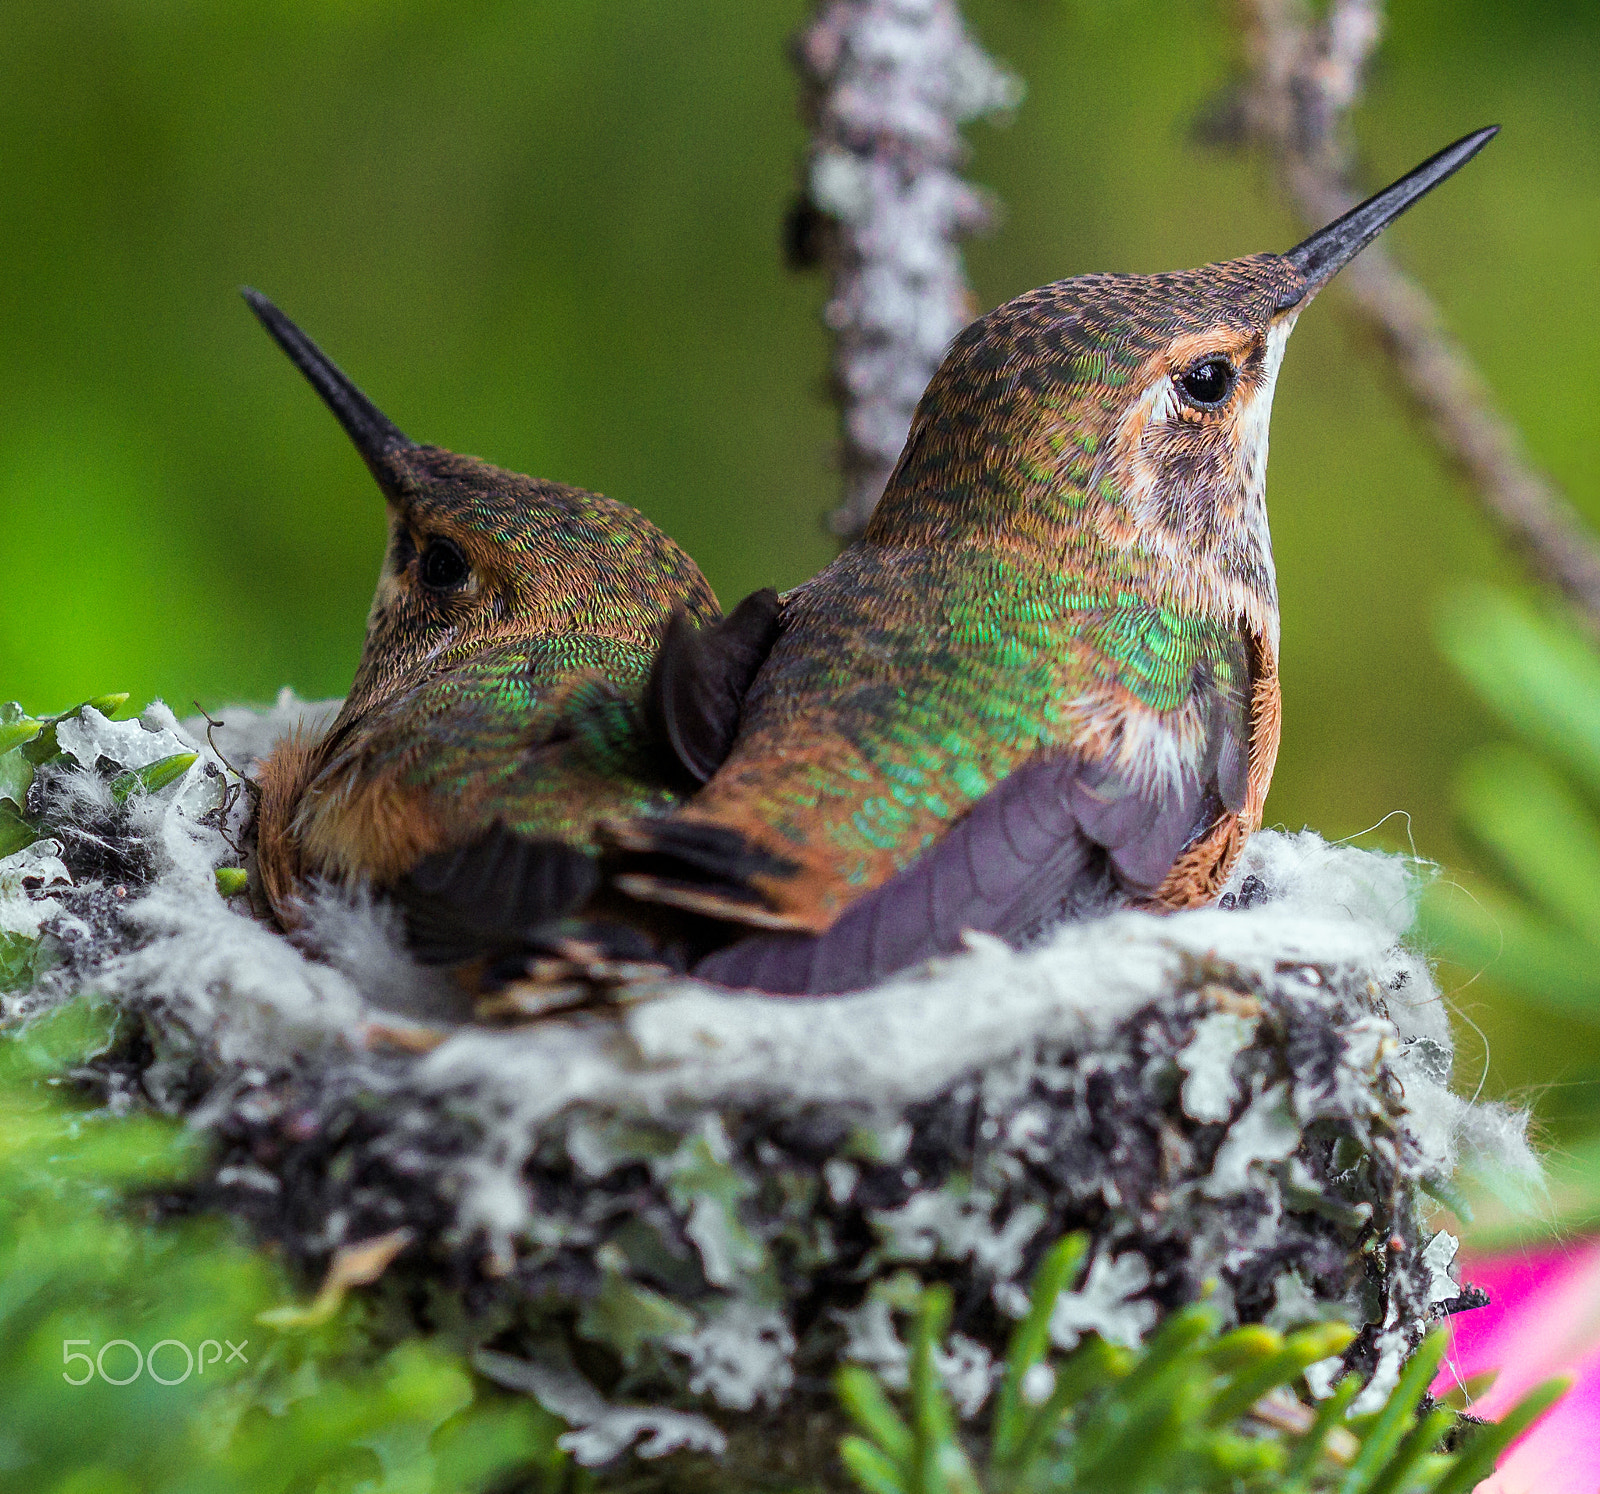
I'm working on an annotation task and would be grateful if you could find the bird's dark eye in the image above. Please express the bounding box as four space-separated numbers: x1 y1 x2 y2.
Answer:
1176 358 1237 410
419 537 470 591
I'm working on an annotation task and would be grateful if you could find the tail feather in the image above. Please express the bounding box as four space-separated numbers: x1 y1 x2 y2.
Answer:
603 815 799 892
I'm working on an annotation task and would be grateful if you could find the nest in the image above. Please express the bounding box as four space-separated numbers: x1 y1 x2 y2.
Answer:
1 695 1531 1483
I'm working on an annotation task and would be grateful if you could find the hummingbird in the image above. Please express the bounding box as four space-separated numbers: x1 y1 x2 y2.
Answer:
602 126 1499 995
245 290 778 966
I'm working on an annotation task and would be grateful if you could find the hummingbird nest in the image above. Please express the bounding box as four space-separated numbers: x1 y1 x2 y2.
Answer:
2 696 1532 1481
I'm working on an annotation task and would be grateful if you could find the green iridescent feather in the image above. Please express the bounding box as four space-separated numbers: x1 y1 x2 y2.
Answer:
700 534 1245 895
338 634 679 853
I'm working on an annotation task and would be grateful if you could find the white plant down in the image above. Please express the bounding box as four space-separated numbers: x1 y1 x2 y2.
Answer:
150 697 1528 1183
0 694 1539 1464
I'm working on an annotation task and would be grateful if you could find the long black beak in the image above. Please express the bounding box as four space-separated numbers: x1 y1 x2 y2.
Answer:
241 288 416 489
1283 125 1499 301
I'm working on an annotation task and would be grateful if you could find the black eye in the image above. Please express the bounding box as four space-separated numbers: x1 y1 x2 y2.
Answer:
419 538 470 591
1177 358 1237 410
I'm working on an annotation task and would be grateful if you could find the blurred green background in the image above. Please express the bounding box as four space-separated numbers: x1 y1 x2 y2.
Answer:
1 1 1596 1165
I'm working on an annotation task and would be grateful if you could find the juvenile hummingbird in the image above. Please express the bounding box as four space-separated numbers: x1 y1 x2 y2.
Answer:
605 127 1498 994
246 291 777 960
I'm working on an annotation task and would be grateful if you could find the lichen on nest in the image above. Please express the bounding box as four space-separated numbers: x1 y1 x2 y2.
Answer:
0 693 1534 1477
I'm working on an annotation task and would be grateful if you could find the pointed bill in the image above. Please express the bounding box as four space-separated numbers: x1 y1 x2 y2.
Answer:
1283 125 1499 302
241 288 416 489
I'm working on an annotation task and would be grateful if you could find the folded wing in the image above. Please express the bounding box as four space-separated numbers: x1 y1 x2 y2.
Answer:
691 733 1233 994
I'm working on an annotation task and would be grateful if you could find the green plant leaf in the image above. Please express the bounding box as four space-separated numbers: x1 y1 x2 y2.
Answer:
1359 1405 1454 1494
20 694 134 769
215 867 249 898
0 998 564 1494
1439 587 1600 800
1455 742 1600 938
0 801 38 858
835 1230 1565 1494
78 693 131 719
840 1364 916 1468
0 931 47 994
991 1233 1089 1466
843 1434 909 1494
1284 1373 1362 1481
1205 1321 1353 1427
21 722 63 766
1336 1329 1448 1492
1420 878 1600 1025
109 751 198 803
0 747 35 812
1427 1377 1567 1494
0 705 43 755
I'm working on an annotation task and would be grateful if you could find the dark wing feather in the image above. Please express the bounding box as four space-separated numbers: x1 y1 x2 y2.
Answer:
394 823 600 965
645 588 782 785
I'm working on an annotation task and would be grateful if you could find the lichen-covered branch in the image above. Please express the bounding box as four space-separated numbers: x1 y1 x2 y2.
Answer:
790 0 1019 538
1217 0 1600 632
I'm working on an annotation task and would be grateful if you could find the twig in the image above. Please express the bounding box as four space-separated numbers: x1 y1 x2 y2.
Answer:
1217 0 1600 632
789 0 1019 538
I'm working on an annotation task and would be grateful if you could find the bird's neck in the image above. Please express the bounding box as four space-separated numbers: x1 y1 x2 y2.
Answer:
864 450 1278 645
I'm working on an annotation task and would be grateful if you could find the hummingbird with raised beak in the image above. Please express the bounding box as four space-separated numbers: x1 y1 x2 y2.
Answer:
246 291 778 964
597 127 1498 994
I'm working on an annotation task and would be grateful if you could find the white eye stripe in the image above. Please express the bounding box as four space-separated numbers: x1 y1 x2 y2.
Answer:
1149 373 1223 425
1148 377 1179 426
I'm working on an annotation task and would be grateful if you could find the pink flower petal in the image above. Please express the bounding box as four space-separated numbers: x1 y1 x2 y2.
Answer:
1476 1344 1600 1494
1431 1238 1600 1492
